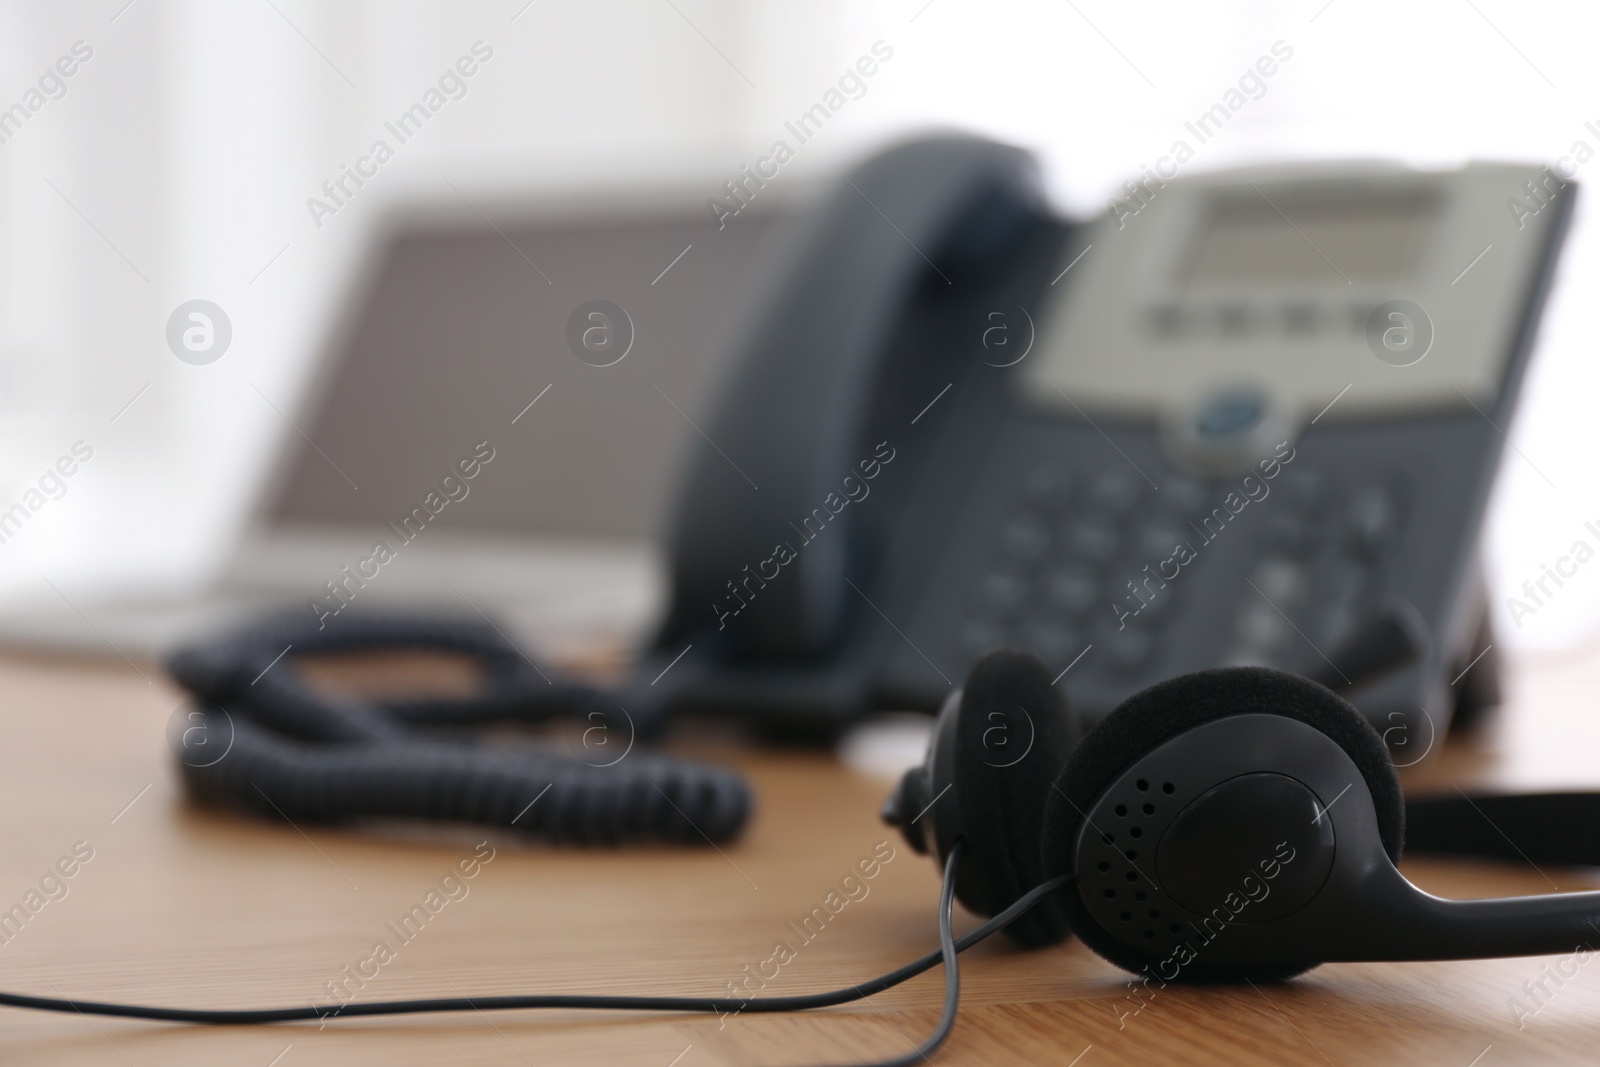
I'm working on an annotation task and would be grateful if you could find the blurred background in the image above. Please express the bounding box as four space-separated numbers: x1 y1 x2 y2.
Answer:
0 0 1597 659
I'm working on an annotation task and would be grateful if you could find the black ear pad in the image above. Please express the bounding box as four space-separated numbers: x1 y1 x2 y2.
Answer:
946 650 1082 947
1040 666 1402 980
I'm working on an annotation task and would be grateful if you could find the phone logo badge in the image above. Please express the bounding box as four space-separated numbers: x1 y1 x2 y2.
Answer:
973 701 1036 768
1366 299 1433 367
166 300 232 365
166 702 235 768
567 299 635 367
981 307 1035 367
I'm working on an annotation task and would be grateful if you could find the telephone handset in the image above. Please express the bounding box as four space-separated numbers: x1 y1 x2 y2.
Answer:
658 136 1047 657
646 135 1064 738
644 134 1573 747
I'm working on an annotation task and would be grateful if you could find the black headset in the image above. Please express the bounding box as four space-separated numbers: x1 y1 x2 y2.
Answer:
3 613 1597 1067
884 646 1600 983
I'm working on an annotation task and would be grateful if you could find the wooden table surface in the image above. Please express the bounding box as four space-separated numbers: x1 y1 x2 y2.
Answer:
2 640 1600 1066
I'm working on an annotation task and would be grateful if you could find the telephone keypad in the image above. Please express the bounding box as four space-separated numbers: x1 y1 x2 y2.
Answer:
1224 477 1408 666
964 465 1411 680
966 469 1212 667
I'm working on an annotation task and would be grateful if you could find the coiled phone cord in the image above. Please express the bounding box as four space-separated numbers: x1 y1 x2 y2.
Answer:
0 844 1076 1067
165 614 750 845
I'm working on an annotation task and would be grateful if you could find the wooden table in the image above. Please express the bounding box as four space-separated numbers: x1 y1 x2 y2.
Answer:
2 642 1600 1066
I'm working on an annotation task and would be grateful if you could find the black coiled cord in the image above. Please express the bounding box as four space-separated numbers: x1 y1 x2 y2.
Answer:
165 613 750 845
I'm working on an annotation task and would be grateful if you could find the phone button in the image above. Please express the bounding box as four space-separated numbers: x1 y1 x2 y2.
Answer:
1215 304 1252 337
977 571 1029 615
1138 520 1191 559
1278 469 1338 515
1164 388 1294 477
1024 465 1072 506
1159 477 1209 516
960 618 1008 657
1263 510 1320 556
1104 628 1154 668
1312 601 1363 649
1347 483 1405 555
1317 556 1372 602
1045 565 1098 614
1196 392 1264 438
1281 303 1319 335
1022 620 1080 663
1089 470 1143 514
1235 602 1292 652
1251 559 1307 604
1126 586 1177 624
1064 516 1119 561
1002 513 1052 561
1147 303 1185 338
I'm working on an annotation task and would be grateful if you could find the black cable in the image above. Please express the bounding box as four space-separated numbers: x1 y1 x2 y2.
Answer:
825 840 966 1067
165 613 752 845
0 862 1076 1030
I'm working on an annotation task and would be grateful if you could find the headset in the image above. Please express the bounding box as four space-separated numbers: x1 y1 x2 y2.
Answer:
3 610 1599 1067
882 631 1600 984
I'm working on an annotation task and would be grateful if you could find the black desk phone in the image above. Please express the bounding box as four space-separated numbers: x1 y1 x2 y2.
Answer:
642 134 1574 749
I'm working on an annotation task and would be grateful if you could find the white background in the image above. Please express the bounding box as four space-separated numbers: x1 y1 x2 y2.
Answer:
0 0 1596 650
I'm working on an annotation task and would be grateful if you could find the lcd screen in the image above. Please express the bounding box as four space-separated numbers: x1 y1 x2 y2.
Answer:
1181 188 1439 286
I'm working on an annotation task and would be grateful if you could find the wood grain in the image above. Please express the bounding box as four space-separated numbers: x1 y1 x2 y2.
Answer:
0 642 1598 1066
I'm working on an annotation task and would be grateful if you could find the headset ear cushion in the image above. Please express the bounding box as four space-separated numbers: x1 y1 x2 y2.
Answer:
949 650 1082 947
1039 667 1402 979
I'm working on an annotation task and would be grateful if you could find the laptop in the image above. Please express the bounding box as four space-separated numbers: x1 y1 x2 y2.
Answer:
0 183 794 661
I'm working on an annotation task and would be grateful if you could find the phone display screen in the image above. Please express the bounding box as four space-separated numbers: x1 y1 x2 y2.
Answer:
1024 163 1551 422
1180 189 1440 286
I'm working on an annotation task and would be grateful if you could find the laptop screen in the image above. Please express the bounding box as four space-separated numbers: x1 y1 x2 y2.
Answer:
262 205 788 544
